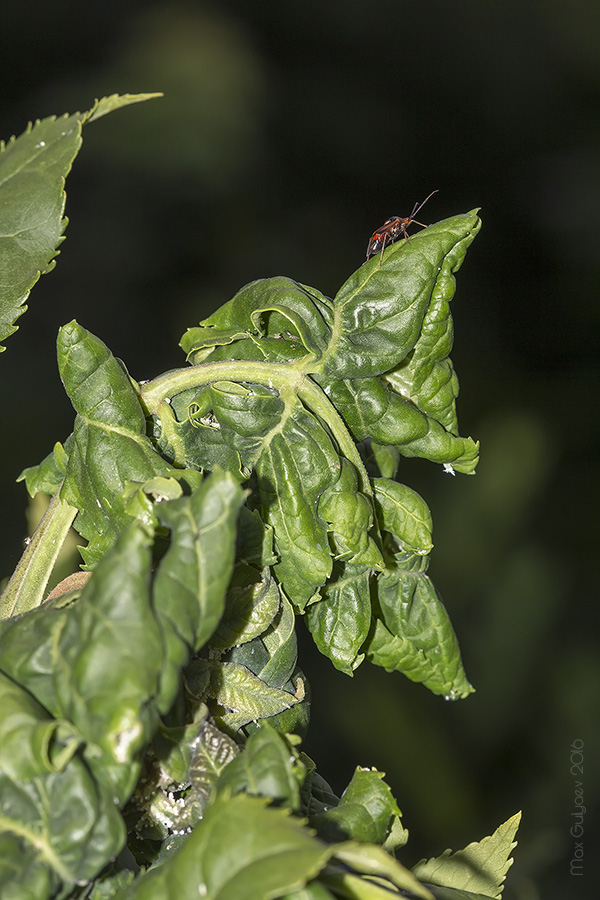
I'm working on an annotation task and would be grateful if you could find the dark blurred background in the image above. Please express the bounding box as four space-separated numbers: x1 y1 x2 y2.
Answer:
1 2 598 898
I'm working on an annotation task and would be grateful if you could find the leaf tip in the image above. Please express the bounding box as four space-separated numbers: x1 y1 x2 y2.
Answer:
86 92 164 124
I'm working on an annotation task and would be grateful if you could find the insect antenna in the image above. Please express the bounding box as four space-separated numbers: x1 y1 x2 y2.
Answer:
409 189 439 220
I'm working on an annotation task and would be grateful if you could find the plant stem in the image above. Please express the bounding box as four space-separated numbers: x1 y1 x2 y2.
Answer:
140 360 372 495
141 360 300 412
0 488 77 619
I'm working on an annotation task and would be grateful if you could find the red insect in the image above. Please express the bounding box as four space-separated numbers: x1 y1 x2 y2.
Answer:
365 190 439 264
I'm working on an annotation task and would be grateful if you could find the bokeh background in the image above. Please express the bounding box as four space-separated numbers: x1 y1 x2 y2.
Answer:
1 2 598 898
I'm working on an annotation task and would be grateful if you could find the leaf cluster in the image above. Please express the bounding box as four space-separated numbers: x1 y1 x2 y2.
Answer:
0 97 519 900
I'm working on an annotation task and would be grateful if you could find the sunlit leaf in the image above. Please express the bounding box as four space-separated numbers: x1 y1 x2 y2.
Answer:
210 660 303 722
412 812 521 899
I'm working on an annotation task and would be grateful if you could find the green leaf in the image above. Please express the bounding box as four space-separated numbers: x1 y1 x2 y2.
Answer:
317 459 383 566
0 678 125 890
0 833 60 900
209 379 286 468
382 812 410 854
0 94 159 350
120 793 332 900
259 592 299 687
242 667 311 740
366 565 473 700
0 765 125 892
188 719 239 810
217 724 306 810
211 565 281 650
210 660 303 723
0 670 80 781
323 376 429 447
324 212 481 379
0 594 72 714
372 478 433 556
368 441 400 480
53 520 163 802
86 92 163 122
181 276 334 364
152 470 246 707
395 420 479 475
256 409 338 610
225 590 298 691
87 868 137 899
151 709 210 786
385 356 459 437
422 887 498 900
202 384 342 609
57 320 173 566
330 842 434 899
305 564 371 675
310 767 401 846
58 316 153 435
280 883 334 900
380 224 472 436
151 381 346 612
412 812 521 899
134 713 236 838
316 213 481 469
235 506 278 567
153 390 247 476
323 377 478 474
222 597 308 736
18 441 68 497
300 758 340 818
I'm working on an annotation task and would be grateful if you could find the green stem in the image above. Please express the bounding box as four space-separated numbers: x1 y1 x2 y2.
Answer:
297 379 372 496
141 360 300 413
140 360 372 495
0 488 77 620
